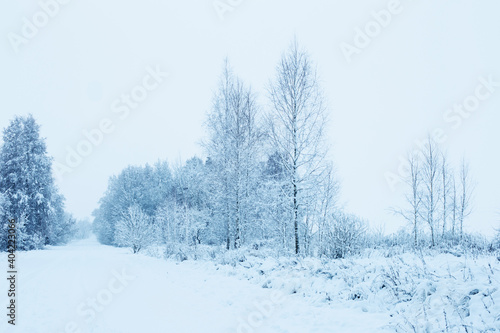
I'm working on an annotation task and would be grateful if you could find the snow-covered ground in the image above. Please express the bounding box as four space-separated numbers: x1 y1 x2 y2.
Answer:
0 237 392 333
1 238 499 332
202 249 500 332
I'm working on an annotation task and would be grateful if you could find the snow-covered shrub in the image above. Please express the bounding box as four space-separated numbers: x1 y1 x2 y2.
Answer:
162 243 225 262
459 232 490 255
324 212 367 259
115 205 157 254
219 248 247 267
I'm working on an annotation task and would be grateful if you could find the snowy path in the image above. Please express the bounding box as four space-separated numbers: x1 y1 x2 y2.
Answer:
0 238 391 333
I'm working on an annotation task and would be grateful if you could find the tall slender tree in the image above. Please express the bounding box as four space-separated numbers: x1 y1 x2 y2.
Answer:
441 153 451 238
392 152 422 248
421 136 440 247
451 175 458 239
458 159 474 240
267 40 328 255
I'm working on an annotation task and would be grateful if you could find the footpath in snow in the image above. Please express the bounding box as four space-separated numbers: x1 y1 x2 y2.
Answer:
0 237 392 333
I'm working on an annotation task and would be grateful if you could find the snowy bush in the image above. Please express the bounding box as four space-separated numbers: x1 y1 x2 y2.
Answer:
324 212 367 259
163 243 190 262
115 205 157 253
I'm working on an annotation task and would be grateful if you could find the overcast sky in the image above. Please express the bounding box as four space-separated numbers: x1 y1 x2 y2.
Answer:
1 0 499 235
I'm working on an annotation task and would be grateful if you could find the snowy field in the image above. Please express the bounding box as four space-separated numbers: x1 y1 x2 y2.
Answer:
202 248 500 332
1 237 499 333
0 237 390 333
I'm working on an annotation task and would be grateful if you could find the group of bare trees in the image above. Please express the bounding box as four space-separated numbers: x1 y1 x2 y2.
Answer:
394 137 474 248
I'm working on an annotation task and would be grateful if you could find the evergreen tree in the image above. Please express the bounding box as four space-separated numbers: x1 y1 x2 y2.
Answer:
0 115 67 250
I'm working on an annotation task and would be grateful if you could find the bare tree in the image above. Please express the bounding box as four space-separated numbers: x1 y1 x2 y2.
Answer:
267 40 328 255
421 136 441 247
450 175 458 239
316 163 340 256
392 152 422 248
441 153 452 238
458 159 474 240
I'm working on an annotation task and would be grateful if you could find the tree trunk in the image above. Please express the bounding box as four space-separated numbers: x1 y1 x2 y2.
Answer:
293 181 299 255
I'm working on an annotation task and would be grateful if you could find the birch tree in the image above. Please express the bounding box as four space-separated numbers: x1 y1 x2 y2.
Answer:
316 163 339 255
268 40 328 255
393 152 422 248
204 60 262 249
441 153 451 238
421 136 440 247
450 175 458 239
458 159 474 240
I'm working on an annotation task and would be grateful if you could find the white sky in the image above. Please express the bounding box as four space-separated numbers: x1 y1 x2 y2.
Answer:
1 0 499 236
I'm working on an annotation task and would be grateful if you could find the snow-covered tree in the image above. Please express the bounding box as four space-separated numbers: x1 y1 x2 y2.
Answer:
450 175 458 239
267 40 329 254
440 153 452 240
392 152 422 248
204 60 262 250
254 152 293 250
73 218 93 240
93 162 173 245
161 157 211 245
47 200 75 245
421 136 441 247
458 159 474 240
392 139 476 248
0 115 67 250
314 163 339 256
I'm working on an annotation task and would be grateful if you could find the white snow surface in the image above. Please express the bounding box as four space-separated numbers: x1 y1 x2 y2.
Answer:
0 237 390 333
1 237 499 332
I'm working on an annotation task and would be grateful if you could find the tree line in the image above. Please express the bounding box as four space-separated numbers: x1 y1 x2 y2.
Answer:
93 41 366 257
93 41 491 257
